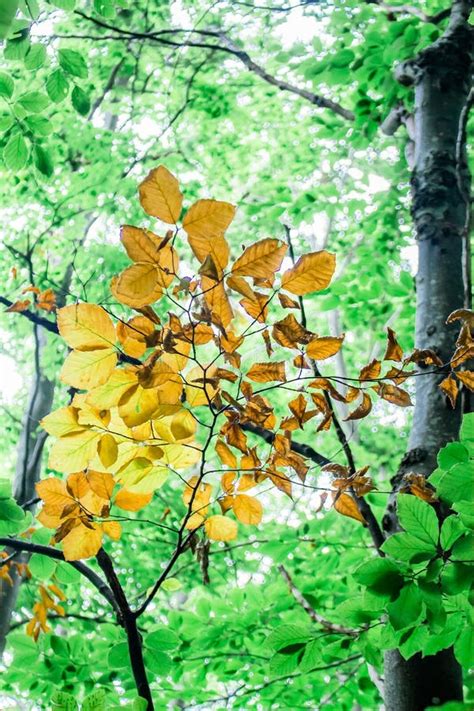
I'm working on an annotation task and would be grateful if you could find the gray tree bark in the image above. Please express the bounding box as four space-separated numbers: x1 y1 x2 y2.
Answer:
383 1 473 709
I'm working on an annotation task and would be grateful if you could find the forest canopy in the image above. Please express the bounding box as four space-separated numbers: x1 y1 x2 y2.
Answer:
0 1 473 710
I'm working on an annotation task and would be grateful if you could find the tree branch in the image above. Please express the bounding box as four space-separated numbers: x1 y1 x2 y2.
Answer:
0 537 119 614
278 564 358 635
73 11 354 121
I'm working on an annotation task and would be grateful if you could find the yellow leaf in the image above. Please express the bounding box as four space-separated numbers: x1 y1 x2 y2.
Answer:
36 478 71 514
87 470 115 500
48 430 100 474
185 365 217 407
204 514 238 542
215 439 237 469
160 443 201 469
247 361 286 383
202 277 234 328
306 335 344 360
183 199 235 270
112 262 163 308
86 369 137 409
138 165 183 224
334 493 366 525
116 314 155 358
281 251 336 296
40 406 82 437
116 457 154 488
60 348 117 390
57 304 116 350
152 409 196 443
61 522 103 561
232 494 263 525
232 238 287 280
227 275 256 301
114 488 152 511
439 375 459 409
97 434 118 468
118 384 161 427
102 520 122 541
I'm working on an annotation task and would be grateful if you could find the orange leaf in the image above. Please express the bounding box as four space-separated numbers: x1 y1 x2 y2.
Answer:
306 335 344 360
455 370 474 392
5 299 31 312
379 383 412 407
232 494 263 525
281 251 336 296
333 493 366 525
383 327 403 362
344 392 372 421
247 362 286 383
115 488 153 511
232 238 287 280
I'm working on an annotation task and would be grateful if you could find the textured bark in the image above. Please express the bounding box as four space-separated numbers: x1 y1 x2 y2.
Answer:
383 2 473 709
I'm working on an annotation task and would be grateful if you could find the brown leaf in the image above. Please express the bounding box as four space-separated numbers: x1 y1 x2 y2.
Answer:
5 299 31 312
383 327 403 362
278 293 300 309
439 374 459 408
379 383 412 407
344 392 372 421
359 359 381 381
455 370 474 392
272 314 310 348
247 361 286 383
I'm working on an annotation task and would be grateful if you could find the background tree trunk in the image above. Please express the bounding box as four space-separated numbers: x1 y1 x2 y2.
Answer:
383 2 473 708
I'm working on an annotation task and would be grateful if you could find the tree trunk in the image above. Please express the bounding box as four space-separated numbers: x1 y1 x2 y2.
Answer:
383 2 473 709
0 327 55 655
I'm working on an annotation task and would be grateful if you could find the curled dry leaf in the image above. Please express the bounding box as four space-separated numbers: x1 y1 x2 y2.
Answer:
333 493 366 525
439 374 459 408
344 392 372 421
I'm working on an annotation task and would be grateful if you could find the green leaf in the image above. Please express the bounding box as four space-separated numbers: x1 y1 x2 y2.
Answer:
144 648 172 676
460 413 474 442
299 638 321 672
440 516 466 551
24 44 47 70
450 533 474 562
145 627 180 652
0 498 25 521
381 532 437 563
441 562 473 595
51 635 70 658
269 649 301 676
51 0 76 8
0 71 15 98
432 462 474 506
397 494 439 545
33 144 54 177
46 69 69 103
17 91 49 113
59 49 88 79
71 85 90 116
29 553 56 580
438 442 469 470
161 577 181 592
454 627 473 667
51 690 78 711
81 689 107 711
54 561 81 584
387 584 424 631
353 557 405 597
0 115 14 132
265 624 309 651
107 642 129 670
4 36 30 61
0 0 19 40
25 115 53 136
